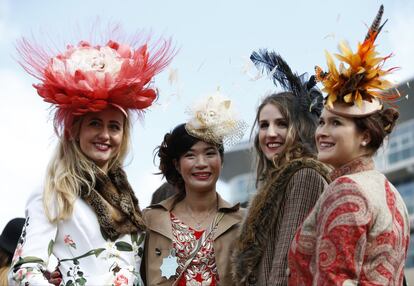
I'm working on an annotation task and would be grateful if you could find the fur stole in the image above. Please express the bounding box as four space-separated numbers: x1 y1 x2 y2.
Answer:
80 165 146 241
231 158 330 284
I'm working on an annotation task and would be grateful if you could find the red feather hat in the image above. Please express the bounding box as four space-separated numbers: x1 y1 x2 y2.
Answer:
17 30 175 136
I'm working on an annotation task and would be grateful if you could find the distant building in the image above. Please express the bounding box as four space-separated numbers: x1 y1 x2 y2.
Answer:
220 141 255 205
374 78 414 272
220 78 414 278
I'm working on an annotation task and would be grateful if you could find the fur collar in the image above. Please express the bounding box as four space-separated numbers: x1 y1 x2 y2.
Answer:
232 158 330 284
80 165 145 241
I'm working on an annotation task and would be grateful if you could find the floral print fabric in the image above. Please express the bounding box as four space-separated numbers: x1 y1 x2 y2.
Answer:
170 213 219 286
9 188 145 286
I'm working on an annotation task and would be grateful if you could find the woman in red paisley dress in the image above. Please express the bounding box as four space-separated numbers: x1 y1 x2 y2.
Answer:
142 92 246 286
288 6 410 286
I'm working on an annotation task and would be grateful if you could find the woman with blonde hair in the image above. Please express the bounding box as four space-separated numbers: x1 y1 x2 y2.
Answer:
288 6 410 285
9 31 174 285
232 52 331 285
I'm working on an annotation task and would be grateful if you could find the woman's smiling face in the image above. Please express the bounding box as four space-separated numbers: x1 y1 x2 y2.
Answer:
176 141 222 194
258 103 288 161
315 109 367 169
78 107 125 172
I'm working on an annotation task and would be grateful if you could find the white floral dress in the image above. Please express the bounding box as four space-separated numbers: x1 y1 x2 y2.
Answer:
8 188 145 286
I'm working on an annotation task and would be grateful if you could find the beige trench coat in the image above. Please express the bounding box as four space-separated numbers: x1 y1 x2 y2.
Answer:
142 193 245 286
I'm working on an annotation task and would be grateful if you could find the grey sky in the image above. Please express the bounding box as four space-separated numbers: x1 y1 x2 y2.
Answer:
1 0 413 229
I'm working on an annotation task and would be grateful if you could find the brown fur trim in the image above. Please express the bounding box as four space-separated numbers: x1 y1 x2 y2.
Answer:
231 158 330 284
81 165 145 241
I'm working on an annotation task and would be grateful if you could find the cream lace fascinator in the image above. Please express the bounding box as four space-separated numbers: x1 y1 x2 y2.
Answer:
185 92 247 146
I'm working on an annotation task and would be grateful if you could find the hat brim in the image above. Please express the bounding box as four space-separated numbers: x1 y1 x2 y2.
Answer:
326 99 382 118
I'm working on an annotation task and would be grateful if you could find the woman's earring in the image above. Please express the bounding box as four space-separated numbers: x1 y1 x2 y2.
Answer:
362 141 367 146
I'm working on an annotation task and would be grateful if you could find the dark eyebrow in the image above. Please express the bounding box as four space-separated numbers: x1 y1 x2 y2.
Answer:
259 117 285 123
109 120 122 125
186 146 216 153
329 116 343 121
320 114 339 121
204 146 217 152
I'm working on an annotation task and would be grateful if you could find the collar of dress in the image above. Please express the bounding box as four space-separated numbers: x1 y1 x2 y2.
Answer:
330 155 375 181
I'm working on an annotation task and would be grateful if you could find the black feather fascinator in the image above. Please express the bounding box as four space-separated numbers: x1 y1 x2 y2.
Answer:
250 49 323 117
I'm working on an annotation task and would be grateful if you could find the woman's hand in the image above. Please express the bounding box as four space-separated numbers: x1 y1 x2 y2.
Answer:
43 266 62 286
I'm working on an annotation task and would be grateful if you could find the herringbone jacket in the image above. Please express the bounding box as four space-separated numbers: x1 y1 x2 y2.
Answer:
232 158 330 286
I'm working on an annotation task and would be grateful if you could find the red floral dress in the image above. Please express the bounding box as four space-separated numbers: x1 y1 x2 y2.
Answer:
288 157 410 286
170 213 219 286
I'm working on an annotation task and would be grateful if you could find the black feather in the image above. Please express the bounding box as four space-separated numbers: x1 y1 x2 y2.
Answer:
365 5 387 41
250 49 323 117
250 50 303 95
306 75 317 90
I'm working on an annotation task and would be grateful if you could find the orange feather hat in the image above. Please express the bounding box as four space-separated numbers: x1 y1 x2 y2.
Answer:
315 5 399 117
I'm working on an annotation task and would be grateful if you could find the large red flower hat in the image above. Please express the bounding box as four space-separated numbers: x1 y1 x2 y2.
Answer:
17 30 175 135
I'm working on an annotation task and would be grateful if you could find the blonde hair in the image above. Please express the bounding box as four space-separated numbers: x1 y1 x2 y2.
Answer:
43 111 132 223
0 267 9 286
251 93 318 187
0 250 10 286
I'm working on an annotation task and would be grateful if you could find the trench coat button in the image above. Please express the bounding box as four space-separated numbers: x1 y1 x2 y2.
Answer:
155 248 161 256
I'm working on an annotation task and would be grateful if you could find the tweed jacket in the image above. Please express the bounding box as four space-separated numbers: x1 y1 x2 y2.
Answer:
142 193 246 286
232 158 331 286
288 157 410 285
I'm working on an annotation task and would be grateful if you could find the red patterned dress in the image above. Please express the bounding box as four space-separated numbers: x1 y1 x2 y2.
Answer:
288 157 410 286
170 213 219 286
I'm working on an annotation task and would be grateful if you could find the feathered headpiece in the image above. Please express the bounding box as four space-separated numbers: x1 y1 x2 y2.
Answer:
250 50 324 117
17 29 175 136
315 5 399 117
185 91 247 146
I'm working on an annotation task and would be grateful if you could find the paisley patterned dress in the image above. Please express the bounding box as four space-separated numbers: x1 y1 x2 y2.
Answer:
288 157 410 286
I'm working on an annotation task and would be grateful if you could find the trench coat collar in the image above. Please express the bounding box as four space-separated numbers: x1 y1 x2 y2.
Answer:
146 193 241 240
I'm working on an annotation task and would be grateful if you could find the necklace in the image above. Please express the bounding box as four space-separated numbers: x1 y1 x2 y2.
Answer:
185 203 217 230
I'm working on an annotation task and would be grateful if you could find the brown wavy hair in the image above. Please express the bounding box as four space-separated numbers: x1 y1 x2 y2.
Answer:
354 107 399 154
0 249 10 286
252 92 320 187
